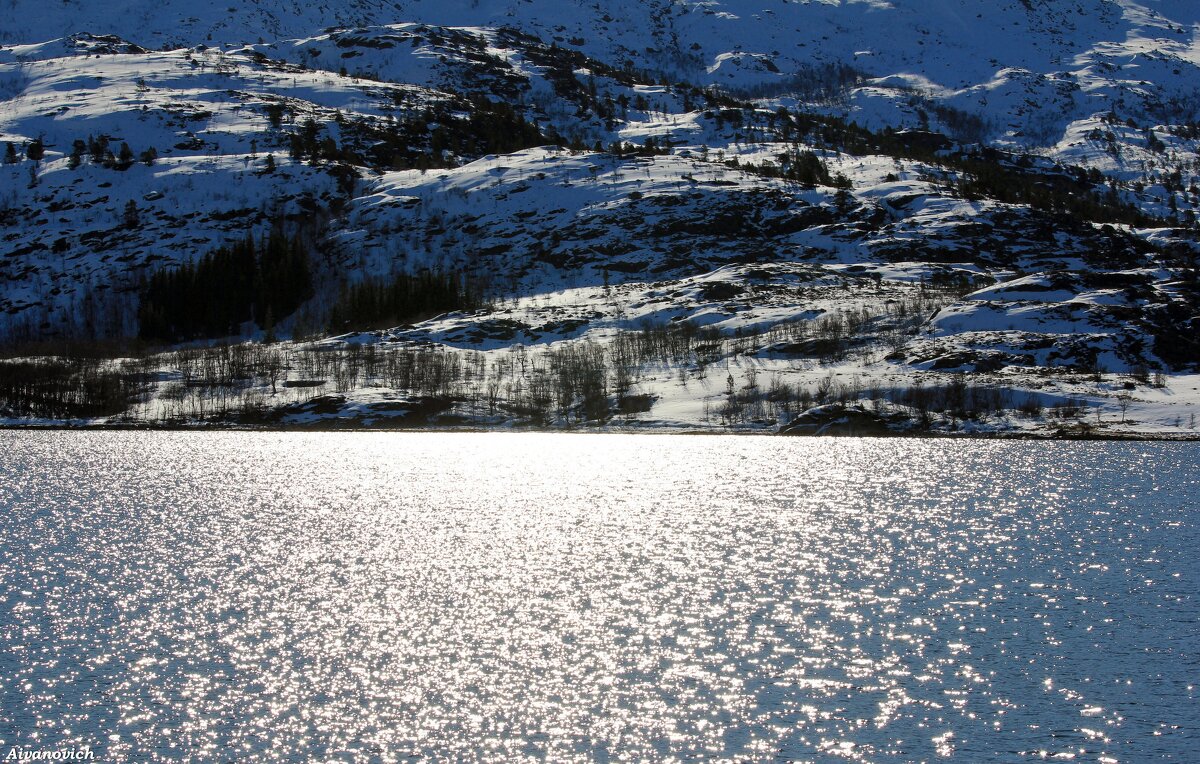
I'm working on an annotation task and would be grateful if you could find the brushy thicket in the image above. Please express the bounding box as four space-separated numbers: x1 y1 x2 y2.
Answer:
0 282 1110 430
0 357 147 419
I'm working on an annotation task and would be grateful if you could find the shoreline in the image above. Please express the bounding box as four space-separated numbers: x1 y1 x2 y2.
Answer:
3 421 1198 441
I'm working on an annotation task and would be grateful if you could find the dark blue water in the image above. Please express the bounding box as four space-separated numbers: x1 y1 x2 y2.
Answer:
1 432 1196 761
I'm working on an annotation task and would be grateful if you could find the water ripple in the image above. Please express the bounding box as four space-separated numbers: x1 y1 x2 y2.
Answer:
0 433 1196 762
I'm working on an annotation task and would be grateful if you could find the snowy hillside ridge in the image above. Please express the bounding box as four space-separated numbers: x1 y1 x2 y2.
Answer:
4 1 1200 151
0 2 1198 434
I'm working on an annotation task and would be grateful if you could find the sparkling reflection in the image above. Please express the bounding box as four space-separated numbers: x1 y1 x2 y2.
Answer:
0 432 1197 762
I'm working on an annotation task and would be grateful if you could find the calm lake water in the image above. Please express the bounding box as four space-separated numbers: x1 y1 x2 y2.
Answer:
0 432 1196 762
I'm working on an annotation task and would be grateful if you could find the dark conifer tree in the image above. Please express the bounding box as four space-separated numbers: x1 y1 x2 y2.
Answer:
116 142 135 169
88 135 109 164
138 228 314 342
68 139 86 169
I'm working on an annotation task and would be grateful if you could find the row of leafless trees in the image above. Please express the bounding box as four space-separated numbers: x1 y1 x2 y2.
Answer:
0 356 148 419
708 368 1094 429
0 295 1101 428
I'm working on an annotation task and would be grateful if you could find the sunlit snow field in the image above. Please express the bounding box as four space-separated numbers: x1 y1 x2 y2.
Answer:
0 433 1196 762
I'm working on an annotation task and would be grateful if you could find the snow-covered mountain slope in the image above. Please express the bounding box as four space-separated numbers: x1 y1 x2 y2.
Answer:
1 2 1199 434
0 40 439 332
6 1 1200 149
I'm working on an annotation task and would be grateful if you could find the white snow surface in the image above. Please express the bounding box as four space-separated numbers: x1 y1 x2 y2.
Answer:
0 2 1198 435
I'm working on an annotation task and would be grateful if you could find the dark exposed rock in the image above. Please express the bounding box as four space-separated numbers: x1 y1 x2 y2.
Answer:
779 404 909 436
